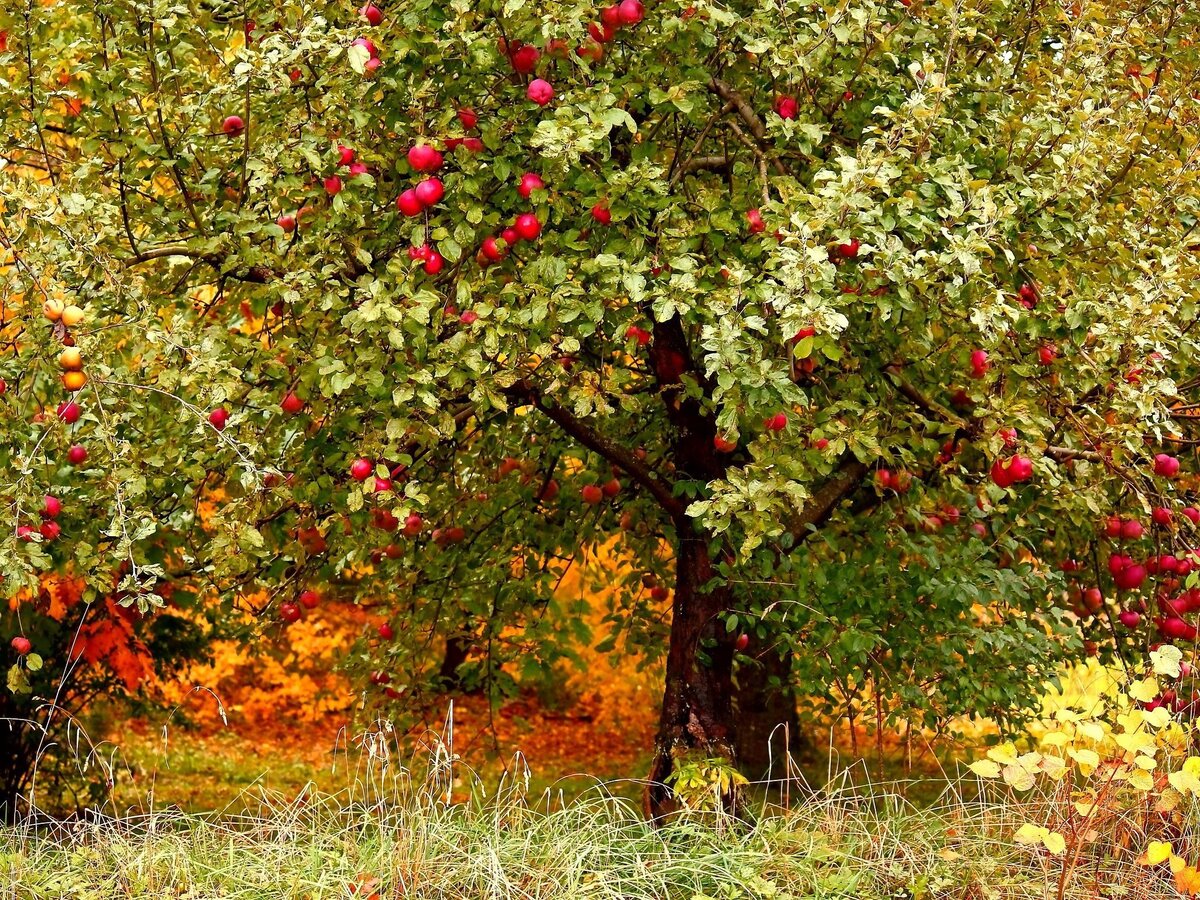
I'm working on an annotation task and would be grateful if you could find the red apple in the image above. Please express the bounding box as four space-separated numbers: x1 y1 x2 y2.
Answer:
1037 344 1057 365
280 602 301 624
58 401 81 423
581 484 604 505
1153 507 1173 527
415 177 444 206
764 412 787 432
299 590 319 609
403 513 423 536
67 444 87 465
734 633 750 652
42 495 61 519
514 213 541 241
774 95 798 119
208 407 229 431
360 4 382 25
527 78 554 105
1118 609 1141 628
10 636 31 656
481 236 506 262
590 203 612 225
378 622 394 639
602 478 621 498
746 209 765 234
280 392 304 415
407 144 443 173
1121 519 1144 541
1154 453 1181 478
618 0 645 25
457 107 478 129
714 434 737 453
396 189 423 217
969 349 989 378
277 213 296 232
350 458 373 481
424 250 444 275
39 520 60 541
510 43 541 74
222 115 244 136
518 172 545 198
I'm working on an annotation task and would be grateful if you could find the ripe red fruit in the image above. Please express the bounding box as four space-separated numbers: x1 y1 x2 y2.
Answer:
17 525 35 542
459 310 478 325
1121 519 1145 541
1037 344 1057 365
601 4 622 27
746 209 765 234
280 602 301 624
1008 455 1034 482
323 175 343 196
373 476 392 494
714 434 737 453
734 633 750 652
350 458 373 481
602 478 621 498
378 622 395 640
347 161 367 178
510 44 541 74
581 484 604 505
650 586 670 601
618 0 645 24
765 412 787 432
415 177 444 207
403 513 423 536
208 407 229 431
280 392 304 415
1154 453 1181 478
514 213 541 241
774 95 798 119
423 250 444 275
1184 507 1200 524
350 37 379 59
969 349 989 378
222 115 244 136
42 495 61 519
396 189 423 217
537 479 560 502
518 172 545 198
590 203 612 225
360 4 382 25
67 444 87 465
337 145 356 166
1114 563 1148 591
277 213 296 232
1017 282 1039 309
407 144 443 173
527 78 554 106
1104 515 1123 539
58 401 82 423
481 236 506 262
39 519 60 541
1118 609 1141 628
1162 617 1197 640
11 637 31 656
1153 507 1173 527
625 325 651 346
835 238 860 259
501 226 519 245
457 107 478 129
299 590 320 609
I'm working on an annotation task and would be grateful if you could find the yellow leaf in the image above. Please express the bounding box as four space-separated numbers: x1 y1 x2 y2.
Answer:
1152 645 1183 678
1041 831 1067 855
1140 840 1175 866
968 759 1002 778
1069 747 1100 774
1127 768 1154 791
1002 764 1036 791
1129 678 1160 703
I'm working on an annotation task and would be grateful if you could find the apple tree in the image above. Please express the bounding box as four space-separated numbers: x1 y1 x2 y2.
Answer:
3 0 1200 817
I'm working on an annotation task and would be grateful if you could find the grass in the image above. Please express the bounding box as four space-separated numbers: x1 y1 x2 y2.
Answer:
0 717 1180 899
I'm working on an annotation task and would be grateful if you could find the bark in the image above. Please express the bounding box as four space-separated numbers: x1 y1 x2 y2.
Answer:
437 633 473 691
644 530 739 820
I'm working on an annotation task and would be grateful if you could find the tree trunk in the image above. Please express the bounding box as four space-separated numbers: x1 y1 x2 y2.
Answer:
437 633 472 691
644 529 739 820
0 699 34 825
734 647 810 783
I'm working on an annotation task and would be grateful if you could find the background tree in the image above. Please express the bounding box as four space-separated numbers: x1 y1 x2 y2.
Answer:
2 0 1199 818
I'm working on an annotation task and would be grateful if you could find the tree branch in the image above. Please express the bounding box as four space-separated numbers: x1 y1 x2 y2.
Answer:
708 77 767 142
505 380 687 522
788 458 871 545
